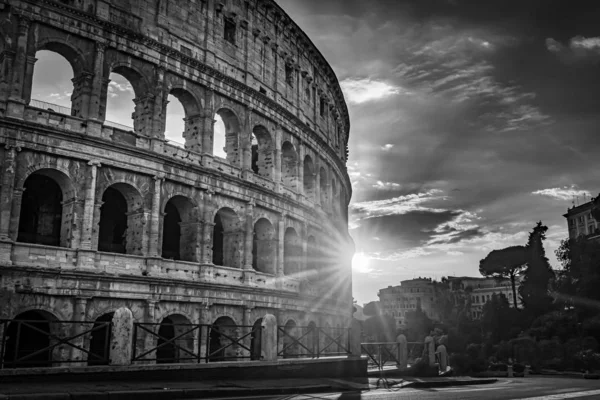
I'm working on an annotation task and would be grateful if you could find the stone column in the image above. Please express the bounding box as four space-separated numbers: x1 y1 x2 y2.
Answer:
147 175 164 257
8 16 30 103
277 215 285 277
90 201 103 252
182 114 204 153
241 307 253 358
200 190 215 264
8 188 24 242
242 106 254 179
70 297 89 364
0 145 20 242
21 56 37 105
261 313 277 361
110 307 134 366
70 72 94 120
88 43 106 122
201 90 215 155
397 333 407 370
142 300 157 363
298 144 305 196
273 126 281 191
199 303 211 359
301 222 308 281
315 163 321 207
79 161 101 249
348 319 362 359
243 200 254 271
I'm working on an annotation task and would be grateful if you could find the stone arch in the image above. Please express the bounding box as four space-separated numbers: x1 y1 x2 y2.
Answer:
209 316 238 362
105 63 151 133
281 141 298 190
283 227 302 277
252 218 276 274
282 319 298 359
87 312 114 366
156 313 194 364
319 167 329 208
17 168 77 248
251 125 274 178
303 155 315 200
212 207 243 268
161 195 199 262
97 182 145 256
3 309 58 368
214 107 241 165
166 87 203 150
31 37 88 78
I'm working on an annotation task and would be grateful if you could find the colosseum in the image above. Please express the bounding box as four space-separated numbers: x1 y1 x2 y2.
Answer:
0 0 353 367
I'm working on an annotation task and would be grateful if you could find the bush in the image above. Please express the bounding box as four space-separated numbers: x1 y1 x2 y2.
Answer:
450 353 470 375
513 363 526 373
489 362 508 372
411 359 439 377
543 357 566 371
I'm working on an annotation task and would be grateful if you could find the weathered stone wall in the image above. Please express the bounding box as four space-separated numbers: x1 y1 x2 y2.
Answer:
0 0 353 351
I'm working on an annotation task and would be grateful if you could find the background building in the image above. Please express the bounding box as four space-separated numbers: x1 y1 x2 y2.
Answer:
0 0 352 366
378 278 441 328
564 200 599 240
448 276 521 319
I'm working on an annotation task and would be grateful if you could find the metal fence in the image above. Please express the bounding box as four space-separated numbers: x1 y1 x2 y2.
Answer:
277 326 350 359
361 341 425 370
0 319 112 369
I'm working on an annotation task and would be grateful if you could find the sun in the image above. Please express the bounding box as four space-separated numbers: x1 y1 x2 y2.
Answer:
352 252 372 273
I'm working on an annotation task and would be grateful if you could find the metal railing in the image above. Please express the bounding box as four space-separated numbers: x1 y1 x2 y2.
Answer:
131 323 260 364
0 319 112 369
277 326 350 359
361 341 425 370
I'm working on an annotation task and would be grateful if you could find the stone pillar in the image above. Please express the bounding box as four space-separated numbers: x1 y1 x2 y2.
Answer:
8 16 30 103
348 319 362 359
243 200 254 270
242 106 254 178
273 126 282 191
200 190 215 264
79 161 101 249
298 145 305 195
147 175 163 257
277 216 285 277
199 303 211 359
88 43 106 122
424 335 435 367
182 114 204 153
70 297 88 364
0 145 20 242
315 164 321 206
8 188 24 242
301 222 308 281
21 56 37 105
110 307 134 366
132 94 156 137
261 313 277 361
397 333 407 370
69 73 94 119
241 307 253 358
142 300 157 363
201 90 215 155
90 201 103 252
151 67 166 141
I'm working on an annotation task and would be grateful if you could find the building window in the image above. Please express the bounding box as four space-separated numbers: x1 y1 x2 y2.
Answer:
285 64 294 86
319 98 325 117
224 18 236 44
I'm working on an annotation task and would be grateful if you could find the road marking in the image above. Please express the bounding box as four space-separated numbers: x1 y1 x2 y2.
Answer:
513 389 600 399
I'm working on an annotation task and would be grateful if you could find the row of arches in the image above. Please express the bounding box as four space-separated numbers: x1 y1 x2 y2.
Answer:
2 310 342 367
26 48 346 206
17 170 334 277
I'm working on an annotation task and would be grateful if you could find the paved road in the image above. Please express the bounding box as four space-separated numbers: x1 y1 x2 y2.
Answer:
197 377 600 400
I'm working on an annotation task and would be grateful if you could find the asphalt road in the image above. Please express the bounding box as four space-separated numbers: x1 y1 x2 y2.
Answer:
199 377 600 400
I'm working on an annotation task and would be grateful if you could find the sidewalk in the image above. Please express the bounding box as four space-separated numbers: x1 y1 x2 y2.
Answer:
0 375 498 399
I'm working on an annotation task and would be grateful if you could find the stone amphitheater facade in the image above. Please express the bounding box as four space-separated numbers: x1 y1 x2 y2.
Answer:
0 0 353 363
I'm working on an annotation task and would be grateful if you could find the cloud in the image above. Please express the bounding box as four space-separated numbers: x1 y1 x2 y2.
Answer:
372 181 402 191
351 189 447 220
381 144 394 151
340 78 403 104
547 36 600 64
532 186 591 201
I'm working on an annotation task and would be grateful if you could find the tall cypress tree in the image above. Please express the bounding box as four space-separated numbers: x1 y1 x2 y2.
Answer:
519 222 555 316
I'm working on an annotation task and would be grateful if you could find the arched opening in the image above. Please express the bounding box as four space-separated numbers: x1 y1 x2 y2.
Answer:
105 67 144 131
282 319 297 359
162 196 198 262
4 310 53 368
252 218 276 274
331 179 338 215
251 126 273 178
319 167 328 208
98 187 127 253
18 170 73 247
250 318 263 361
96 183 145 255
306 236 318 281
303 155 315 200
306 321 318 357
87 312 114 366
281 141 298 190
214 109 241 165
30 50 75 115
164 94 185 147
283 228 302 277
156 314 194 364
212 208 242 268
209 316 238 362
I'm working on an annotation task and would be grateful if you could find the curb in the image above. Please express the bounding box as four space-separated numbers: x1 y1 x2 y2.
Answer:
402 378 498 389
0 385 335 400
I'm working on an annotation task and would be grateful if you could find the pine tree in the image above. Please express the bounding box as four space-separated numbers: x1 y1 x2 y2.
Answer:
519 222 555 316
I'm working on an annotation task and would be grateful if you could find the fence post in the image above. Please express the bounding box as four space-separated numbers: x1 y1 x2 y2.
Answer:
110 307 133 366
261 313 277 361
348 319 362 359
396 333 407 370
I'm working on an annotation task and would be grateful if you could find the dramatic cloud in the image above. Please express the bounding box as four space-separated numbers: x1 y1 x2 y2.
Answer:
340 78 402 104
546 36 600 63
532 186 592 201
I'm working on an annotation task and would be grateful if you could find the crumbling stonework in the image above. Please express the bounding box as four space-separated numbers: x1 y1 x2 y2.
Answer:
0 0 353 365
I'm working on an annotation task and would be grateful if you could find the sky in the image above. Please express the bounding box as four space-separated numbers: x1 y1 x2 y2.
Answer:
30 0 600 306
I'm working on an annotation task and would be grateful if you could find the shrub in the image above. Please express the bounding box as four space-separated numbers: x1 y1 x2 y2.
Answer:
450 353 470 375
489 362 508 372
513 363 526 373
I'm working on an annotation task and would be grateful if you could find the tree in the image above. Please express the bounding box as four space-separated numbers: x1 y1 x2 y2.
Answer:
405 306 433 341
519 222 555 316
481 293 516 342
363 301 382 317
362 314 396 342
480 246 529 309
